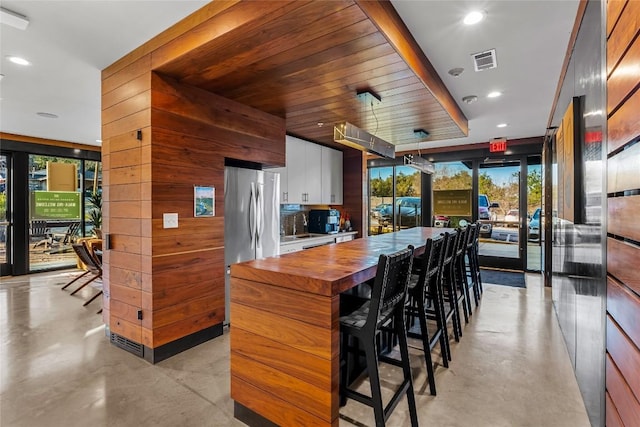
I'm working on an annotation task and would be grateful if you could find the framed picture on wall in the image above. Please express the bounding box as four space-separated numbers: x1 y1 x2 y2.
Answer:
194 186 215 217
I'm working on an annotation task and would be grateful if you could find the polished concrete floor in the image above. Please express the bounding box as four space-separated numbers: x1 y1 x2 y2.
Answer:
1 270 590 427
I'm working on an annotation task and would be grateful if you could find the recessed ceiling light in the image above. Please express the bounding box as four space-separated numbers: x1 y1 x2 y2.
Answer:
462 95 478 104
487 91 502 98
463 11 484 25
497 123 508 128
0 74 4 80
6 55 30 66
96 139 102 143
36 112 58 119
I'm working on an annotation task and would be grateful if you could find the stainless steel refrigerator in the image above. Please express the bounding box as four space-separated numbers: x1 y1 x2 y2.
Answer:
224 166 280 324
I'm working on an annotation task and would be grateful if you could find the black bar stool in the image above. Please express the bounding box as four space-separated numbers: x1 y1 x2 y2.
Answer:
340 245 419 427
454 226 473 320
465 223 482 306
441 230 463 341
404 234 450 396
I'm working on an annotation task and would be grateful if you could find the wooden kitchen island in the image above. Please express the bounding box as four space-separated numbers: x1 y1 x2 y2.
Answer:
230 227 452 426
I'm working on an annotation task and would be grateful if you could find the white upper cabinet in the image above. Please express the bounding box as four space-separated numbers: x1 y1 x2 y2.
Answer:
321 146 343 205
285 136 322 204
281 136 343 205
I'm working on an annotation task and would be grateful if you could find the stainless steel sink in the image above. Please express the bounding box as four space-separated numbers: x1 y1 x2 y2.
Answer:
281 234 322 242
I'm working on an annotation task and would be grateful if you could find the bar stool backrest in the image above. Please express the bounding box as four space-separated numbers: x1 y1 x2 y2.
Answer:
369 245 415 330
466 223 478 250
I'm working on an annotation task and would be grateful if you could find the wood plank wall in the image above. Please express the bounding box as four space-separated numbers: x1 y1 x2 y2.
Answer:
101 4 286 351
342 149 367 238
606 0 640 424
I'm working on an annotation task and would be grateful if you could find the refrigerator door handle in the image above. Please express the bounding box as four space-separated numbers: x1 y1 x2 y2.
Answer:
249 182 257 249
256 182 264 248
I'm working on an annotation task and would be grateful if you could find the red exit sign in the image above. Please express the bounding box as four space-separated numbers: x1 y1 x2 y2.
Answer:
489 139 507 152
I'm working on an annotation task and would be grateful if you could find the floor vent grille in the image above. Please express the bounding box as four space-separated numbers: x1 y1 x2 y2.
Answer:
110 332 143 358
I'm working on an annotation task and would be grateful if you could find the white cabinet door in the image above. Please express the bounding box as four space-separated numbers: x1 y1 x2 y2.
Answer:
321 147 343 205
286 137 306 204
305 142 322 204
270 166 289 203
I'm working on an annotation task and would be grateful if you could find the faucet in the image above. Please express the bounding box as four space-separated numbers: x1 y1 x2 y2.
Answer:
292 214 297 235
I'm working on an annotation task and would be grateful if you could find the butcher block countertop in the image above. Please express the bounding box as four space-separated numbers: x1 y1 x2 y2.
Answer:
231 227 452 296
229 227 454 427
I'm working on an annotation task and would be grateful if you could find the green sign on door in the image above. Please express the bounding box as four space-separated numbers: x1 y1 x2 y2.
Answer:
31 191 81 220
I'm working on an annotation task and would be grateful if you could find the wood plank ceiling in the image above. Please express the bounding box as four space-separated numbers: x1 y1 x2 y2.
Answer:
154 0 468 150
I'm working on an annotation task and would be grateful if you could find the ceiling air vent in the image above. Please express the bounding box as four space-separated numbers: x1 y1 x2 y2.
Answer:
472 49 497 71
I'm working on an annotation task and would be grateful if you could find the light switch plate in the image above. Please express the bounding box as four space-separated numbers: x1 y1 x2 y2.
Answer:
163 213 178 229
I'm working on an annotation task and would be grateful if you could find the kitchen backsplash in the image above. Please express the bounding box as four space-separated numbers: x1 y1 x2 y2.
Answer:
280 205 344 236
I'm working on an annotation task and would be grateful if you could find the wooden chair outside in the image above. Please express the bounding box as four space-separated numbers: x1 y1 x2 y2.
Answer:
62 241 103 308
30 220 52 248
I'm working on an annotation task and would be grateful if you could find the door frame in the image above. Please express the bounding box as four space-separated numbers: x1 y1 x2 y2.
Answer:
0 151 12 276
476 156 528 271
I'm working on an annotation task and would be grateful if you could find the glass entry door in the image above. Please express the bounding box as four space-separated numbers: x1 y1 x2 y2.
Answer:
477 161 525 270
1 153 11 276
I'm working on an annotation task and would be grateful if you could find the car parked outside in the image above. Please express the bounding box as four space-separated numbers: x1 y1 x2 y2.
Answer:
371 203 391 219
528 208 541 242
478 194 499 237
379 197 421 227
504 209 519 226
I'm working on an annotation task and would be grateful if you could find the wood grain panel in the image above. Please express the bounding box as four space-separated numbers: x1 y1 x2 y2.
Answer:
607 34 640 114
343 147 366 236
109 218 141 236
109 266 142 289
103 89 150 130
181 3 365 85
108 201 141 219
110 235 141 255
107 128 150 153
110 283 142 306
102 73 151 110
151 73 286 144
230 328 333 391
151 232 224 256
607 276 640 350
151 1 304 70
150 110 285 167
231 375 334 427
607 0 627 39
109 315 141 342
609 195 640 241
608 239 640 295
109 148 141 169
231 352 333 422
608 87 640 154
231 277 336 329
607 0 639 76
152 290 224 329
102 55 151 95
110 298 142 325
608 142 640 192
150 217 224 237
151 278 224 311
107 183 141 202
102 109 151 140
151 309 222 347
606 391 624 427
606 354 640 427
607 315 640 403
108 165 141 186
109 250 142 273
231 302 334 360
